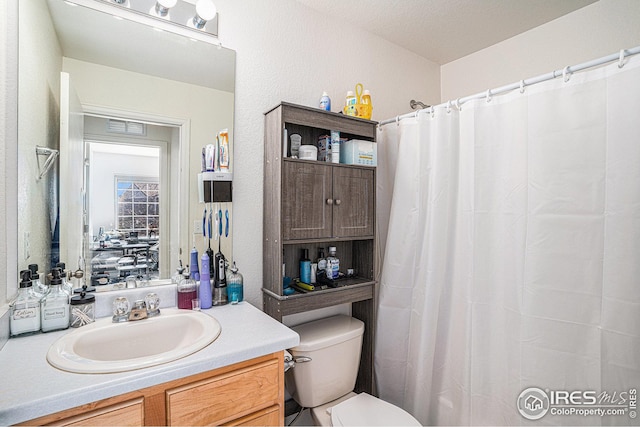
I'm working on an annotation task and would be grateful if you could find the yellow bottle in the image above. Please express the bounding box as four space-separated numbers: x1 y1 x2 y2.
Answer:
361 89 372 120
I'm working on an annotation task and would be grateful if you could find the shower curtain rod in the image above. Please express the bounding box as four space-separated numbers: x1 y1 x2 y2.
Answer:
380 45 640 127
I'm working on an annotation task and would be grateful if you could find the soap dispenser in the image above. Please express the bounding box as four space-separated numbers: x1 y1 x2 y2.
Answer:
10 270 42 337
41 269 70 332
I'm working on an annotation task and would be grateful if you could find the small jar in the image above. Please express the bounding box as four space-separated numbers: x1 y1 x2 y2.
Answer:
226 262 243 304
70 292 95 328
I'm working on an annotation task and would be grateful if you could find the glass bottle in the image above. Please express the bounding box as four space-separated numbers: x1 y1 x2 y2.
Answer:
28 264 49 299
326 246 340 279
10 270 42 337
172 262 185 285
177 272 198 309
227 262 244 304
55 262 73 297
41 269 70 332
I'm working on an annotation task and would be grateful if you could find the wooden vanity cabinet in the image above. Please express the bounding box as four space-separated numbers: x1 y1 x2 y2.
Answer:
263 102 377 395
20 353 284 427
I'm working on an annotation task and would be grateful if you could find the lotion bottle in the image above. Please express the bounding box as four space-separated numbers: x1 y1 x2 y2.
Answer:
10 271 42 337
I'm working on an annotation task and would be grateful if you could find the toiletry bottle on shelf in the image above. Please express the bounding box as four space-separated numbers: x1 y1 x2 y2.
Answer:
10 270 42 337
361 89 373 119
344 91 357 116
300 248 311 284
177 272 198 309
319 91 331 111
326 246 340 279
227 261 244 304
317 248 327 276
200 251 212 309
41 269 70 332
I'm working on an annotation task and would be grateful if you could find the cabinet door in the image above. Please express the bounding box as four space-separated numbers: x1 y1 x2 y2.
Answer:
332 167 375 238
282 161 332 240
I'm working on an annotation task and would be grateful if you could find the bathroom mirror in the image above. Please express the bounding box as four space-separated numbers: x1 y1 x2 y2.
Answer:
17 0 235 291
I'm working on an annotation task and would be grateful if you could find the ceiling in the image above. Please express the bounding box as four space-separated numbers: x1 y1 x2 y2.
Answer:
293 0 597 64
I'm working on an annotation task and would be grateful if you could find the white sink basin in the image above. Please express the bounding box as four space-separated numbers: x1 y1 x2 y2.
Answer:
47 308 221 374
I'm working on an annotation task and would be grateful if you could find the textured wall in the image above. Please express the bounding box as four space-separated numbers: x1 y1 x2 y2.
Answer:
213 0 441 306
441 0 640 102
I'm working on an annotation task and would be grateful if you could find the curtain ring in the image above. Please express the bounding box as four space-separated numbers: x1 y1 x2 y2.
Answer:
430 106 435 118
519 79 526 94
396 115 400 126
618 49 626 68
446 101 452 114
454 98 462 111
485 89 492 103
562 65 571 82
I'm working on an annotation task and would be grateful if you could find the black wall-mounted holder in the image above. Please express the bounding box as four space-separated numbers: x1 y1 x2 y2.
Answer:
198 171 233 203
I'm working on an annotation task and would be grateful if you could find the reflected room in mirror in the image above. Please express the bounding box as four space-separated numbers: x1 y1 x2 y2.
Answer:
16 0 235 294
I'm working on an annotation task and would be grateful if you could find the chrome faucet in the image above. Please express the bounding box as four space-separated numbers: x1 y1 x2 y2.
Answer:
112 293 160 323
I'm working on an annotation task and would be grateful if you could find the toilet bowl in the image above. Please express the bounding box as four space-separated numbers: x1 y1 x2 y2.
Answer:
287 315 421 426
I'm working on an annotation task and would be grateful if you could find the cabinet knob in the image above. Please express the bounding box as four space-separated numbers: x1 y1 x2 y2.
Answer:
326 199 334 205
335 199 341 206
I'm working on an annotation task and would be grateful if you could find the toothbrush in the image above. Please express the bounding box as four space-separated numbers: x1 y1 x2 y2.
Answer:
225 208 229 238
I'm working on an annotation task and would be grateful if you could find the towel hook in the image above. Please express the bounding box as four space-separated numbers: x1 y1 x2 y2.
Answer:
562 65 572 82
618 49 626 68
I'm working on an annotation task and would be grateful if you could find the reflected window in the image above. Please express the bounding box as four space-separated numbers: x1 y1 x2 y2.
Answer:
116 178 160 238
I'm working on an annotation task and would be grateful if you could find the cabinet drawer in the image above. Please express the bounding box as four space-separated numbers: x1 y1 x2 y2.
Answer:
58 398 144 426
166 360 280 426
223 405 280 426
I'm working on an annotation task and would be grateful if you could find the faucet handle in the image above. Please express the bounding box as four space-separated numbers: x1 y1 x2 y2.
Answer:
112 296 130 323
145 293 161 317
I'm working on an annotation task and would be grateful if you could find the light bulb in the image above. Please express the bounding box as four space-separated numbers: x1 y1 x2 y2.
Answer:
193 0 217 29
155 0 177 17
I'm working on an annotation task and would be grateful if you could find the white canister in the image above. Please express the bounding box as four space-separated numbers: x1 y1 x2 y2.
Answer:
299 145 318 161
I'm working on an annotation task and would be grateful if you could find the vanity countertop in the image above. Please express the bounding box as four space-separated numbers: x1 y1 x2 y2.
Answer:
0 302 299 425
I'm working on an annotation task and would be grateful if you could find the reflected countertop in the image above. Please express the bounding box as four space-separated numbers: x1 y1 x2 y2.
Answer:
0 302 299 425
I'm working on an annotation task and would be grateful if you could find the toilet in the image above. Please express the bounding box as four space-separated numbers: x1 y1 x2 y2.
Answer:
287 315 421 426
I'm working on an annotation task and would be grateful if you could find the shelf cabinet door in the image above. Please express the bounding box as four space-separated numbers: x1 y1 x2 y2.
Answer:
332 167 375 238
282 161 332 240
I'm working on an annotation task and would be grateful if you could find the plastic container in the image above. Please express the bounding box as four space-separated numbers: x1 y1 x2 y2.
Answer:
319 91 331 111
340 139 377 166
360 90 372 119
200 252 212 309
344 91 357 116
326 246 340 279
300 248 311 284
227 262 244 304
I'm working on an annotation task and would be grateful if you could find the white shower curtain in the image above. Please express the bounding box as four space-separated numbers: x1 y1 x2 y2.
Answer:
375 57 640 426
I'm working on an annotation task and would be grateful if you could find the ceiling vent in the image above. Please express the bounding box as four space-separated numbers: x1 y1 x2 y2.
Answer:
107 119 146 136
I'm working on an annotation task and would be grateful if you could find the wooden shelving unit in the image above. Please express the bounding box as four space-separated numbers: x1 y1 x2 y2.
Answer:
262 102 377 394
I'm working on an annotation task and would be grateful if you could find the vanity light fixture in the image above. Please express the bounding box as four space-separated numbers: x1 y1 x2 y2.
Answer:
192 0 216 29
66 0 219 42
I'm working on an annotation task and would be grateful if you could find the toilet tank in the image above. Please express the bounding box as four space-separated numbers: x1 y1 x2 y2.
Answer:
287 315 364 408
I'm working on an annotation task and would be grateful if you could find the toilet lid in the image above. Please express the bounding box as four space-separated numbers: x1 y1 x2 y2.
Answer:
330 393 421 426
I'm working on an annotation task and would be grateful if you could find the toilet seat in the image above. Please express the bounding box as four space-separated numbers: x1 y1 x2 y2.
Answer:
312 392 421 426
